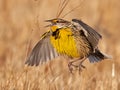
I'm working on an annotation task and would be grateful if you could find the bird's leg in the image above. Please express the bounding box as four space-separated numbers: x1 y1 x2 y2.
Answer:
68 57 87 73
68 58 81 73
68 62 74 74
78 58 86 74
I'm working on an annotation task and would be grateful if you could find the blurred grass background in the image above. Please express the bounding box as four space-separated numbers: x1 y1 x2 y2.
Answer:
0 0 120 90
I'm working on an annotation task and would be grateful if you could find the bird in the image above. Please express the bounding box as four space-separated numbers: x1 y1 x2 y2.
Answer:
25 18 111 73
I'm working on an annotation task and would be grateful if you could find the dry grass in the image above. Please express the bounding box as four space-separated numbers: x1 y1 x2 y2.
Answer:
0 0 120 90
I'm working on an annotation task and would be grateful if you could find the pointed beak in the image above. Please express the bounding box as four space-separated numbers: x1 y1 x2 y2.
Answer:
44 19 52 27
44 24 52 27
44 19 52 22
44 19 55 27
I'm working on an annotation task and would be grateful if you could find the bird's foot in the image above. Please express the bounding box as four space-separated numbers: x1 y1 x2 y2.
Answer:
68 62 78 74
78 63 86 74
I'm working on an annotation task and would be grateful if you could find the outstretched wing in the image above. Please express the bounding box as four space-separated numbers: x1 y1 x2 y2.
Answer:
25 31 59 66
72 19 102 49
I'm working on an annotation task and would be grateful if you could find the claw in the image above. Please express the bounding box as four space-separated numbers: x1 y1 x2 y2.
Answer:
68 62 73 74
68 62 79 73
78 62 86 74
68 58 86 74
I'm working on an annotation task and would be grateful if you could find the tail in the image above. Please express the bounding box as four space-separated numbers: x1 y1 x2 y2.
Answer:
88 49 112 63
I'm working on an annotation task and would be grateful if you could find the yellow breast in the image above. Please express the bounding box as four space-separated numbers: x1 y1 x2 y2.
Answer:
50 26 80 58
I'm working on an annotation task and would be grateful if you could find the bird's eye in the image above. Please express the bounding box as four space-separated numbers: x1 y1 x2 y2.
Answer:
56 20 59 23
53 20 59 23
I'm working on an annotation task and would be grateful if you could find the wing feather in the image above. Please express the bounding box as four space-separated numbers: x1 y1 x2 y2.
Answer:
72 19 102 49
25 31 59 66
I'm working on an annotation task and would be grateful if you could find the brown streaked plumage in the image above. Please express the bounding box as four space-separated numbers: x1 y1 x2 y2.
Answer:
25 18 111 73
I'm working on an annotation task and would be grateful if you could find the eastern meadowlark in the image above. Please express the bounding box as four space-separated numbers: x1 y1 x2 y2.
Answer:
25 18 111 72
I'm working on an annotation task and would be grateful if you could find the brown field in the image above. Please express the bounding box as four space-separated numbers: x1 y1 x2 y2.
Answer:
0 0 120 90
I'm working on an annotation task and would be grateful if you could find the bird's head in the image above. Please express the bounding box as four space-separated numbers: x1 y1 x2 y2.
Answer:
45 18 71 28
